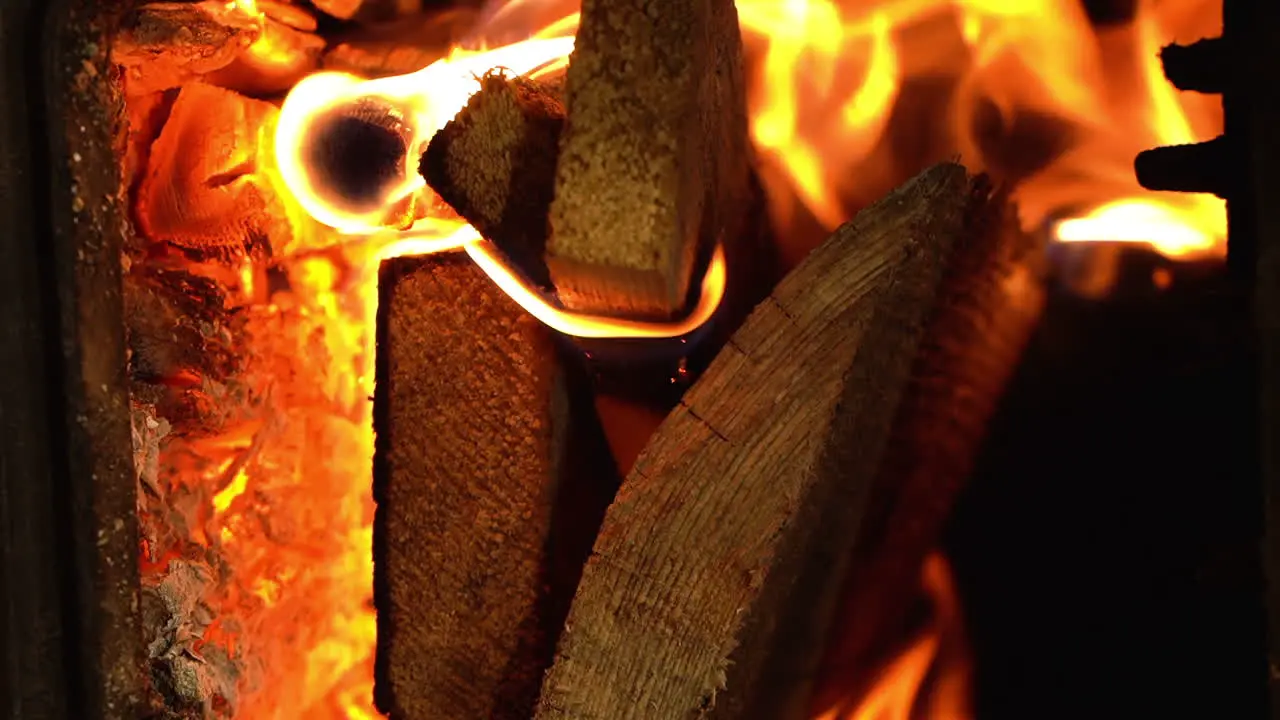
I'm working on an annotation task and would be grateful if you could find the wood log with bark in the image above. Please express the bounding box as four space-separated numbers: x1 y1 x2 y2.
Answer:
373 254 619 720
532 162 1045 719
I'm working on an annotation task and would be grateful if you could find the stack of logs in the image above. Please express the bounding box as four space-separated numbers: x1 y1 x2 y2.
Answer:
374 0 1046 719
111 0 1046 716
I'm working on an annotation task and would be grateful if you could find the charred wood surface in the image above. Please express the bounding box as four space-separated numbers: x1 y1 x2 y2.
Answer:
373 254 619 720
114 2 261 96
534 163 1044 720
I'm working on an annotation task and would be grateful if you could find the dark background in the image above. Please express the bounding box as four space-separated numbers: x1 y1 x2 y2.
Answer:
945 248 1266 719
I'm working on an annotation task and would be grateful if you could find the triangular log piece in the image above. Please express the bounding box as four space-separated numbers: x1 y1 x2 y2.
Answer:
535 162 1045 720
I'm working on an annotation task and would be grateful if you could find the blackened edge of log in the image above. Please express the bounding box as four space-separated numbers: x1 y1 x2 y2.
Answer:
123 268 241 386
372 254 619 720
421 72 565 289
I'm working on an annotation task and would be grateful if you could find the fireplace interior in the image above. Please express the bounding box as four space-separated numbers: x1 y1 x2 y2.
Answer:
0 0 1275 719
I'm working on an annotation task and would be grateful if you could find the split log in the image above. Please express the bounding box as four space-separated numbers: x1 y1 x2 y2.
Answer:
546 0 753 318
422 71 780 406
421 72 565 288
134 83 289 256
534 162 1045 719
373 254 619 720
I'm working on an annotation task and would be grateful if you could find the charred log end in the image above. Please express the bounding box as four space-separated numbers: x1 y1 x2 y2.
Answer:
305 101 412 212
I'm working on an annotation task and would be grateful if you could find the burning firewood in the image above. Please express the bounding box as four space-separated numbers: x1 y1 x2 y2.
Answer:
320 5 479 76
134 83 290 256
206 13 327 97
373 255 619 720
311 0 363 21
422 71 780 408
545 0 753 318
421 72 565 288
534 163 1045 719
114 1 261 97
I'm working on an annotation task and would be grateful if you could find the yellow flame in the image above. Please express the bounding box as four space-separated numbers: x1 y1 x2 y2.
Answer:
1054 198 1217 258
274 38 574 235
213 467 251 513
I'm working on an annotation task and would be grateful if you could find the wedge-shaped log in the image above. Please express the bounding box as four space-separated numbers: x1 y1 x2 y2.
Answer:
546 0 752 318
374 254 618 720
534 163 1045 719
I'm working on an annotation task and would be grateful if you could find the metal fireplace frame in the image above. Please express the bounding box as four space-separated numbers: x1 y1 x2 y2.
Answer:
0 0 1277 718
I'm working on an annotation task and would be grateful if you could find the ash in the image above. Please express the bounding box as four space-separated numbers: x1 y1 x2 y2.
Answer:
134 404 240 718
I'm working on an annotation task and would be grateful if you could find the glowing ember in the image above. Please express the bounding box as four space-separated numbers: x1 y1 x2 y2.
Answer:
158 0 1228 718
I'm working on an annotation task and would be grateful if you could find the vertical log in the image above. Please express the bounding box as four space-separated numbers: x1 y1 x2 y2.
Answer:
546 0 752 318
373 254 617 720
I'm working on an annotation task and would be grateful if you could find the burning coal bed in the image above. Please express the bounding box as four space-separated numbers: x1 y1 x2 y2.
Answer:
114 0 1225 718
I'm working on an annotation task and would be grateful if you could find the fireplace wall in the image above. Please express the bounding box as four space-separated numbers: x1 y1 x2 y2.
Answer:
0 0 144 718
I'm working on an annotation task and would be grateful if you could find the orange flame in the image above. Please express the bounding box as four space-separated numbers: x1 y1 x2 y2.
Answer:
815 554 973 720
172 1 1227 718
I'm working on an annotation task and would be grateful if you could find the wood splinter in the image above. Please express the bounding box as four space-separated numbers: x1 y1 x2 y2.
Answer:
534 162 1046 720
